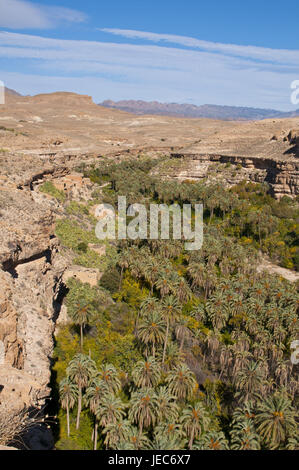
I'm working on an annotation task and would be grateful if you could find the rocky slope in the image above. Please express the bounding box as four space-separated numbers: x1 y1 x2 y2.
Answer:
0 180 66 448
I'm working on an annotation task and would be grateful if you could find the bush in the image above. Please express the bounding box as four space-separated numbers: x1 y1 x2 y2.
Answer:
55 218 98 250
40 181 66 202
99 266 121 293
77 242 88 253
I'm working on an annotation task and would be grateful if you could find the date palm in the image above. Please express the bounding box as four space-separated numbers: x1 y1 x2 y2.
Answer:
144 258 160 294
155 273 172 298
154 421 184 441
70 301 93 349
98 364 121 394
181 402 210 449
59 377 78 437
117 249 130 290
115 440 135 450
124 425 151 450
67 353 97 430
157 342 184 371
230 419 261 450
85 377 109 449
255 391 297 449
175 317 192 354
156 386 179 422
206 292 229 330
151 433 185 450
161 295 181 364
234 361 265 402
103 419 133 449
96 393 126 428
175 277 192 304
128 388 159 434
132 357 161 388
166 363 197 401
136 310 166 358
193 431 229 450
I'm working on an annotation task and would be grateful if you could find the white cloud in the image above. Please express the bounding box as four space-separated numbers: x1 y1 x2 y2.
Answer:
0 30 298 110
101 28 299 66
0 0 87 29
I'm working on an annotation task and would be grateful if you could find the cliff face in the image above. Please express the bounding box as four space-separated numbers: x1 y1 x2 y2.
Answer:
0 175 66 448
168 153 299 198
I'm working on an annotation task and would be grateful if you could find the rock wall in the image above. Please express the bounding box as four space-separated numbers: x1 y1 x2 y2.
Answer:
0 187 66 448
169 153 299 198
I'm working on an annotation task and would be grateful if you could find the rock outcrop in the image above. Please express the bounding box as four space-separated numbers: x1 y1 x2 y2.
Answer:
0 183 66 448
165 153 299 198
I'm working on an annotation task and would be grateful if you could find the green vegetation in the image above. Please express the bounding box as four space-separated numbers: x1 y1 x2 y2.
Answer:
50 157 298 450
40 181 66 203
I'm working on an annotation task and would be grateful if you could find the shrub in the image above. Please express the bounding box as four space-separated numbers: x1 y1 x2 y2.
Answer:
40 181 66 202
99 266 121 293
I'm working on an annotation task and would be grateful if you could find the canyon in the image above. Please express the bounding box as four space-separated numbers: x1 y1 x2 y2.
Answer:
0 90 298 448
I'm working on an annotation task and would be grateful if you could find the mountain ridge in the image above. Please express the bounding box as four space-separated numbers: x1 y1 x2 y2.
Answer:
100 99 299 121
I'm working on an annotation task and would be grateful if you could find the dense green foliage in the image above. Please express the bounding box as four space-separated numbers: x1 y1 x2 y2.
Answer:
51 157 298 450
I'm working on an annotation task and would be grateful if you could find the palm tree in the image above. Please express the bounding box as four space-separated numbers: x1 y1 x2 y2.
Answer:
175 277 192 304
180 402 210 449
117 249 130 290
175 317 192 354
70 301 93 349
166 364 197 401
161 295 181 364
206 292 229 330
156 386 179 422
155 273 172 298
132 357 161 388
59 377 78 437
158 342 184 371
151 433 185 450
128 388 159 434
230 419 261 450
136 311 166 358
114 440 135 450
85 377 109 450
144 258 160 294
103 419 132 449
154 421 183 441
67 353 97 430
255 391 297 449
96 393 126 429
234 361 265 402
187 263 217 299
193 431 229 450
117 426 151 450
98 364 121 394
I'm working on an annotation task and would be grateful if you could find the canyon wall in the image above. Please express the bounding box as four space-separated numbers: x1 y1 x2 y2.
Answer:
164 153 299 198
0 161 67 448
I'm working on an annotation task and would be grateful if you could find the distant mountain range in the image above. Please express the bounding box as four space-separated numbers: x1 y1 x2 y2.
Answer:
4 87 22 96
99 100 299 121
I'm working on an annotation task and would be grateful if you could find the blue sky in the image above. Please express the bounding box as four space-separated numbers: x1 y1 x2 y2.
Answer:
0 0 299 110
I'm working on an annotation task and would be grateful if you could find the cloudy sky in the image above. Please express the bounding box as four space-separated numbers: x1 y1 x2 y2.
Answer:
0 0 299 110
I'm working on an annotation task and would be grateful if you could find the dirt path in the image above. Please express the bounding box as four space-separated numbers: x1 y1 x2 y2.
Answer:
257 258 299 283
